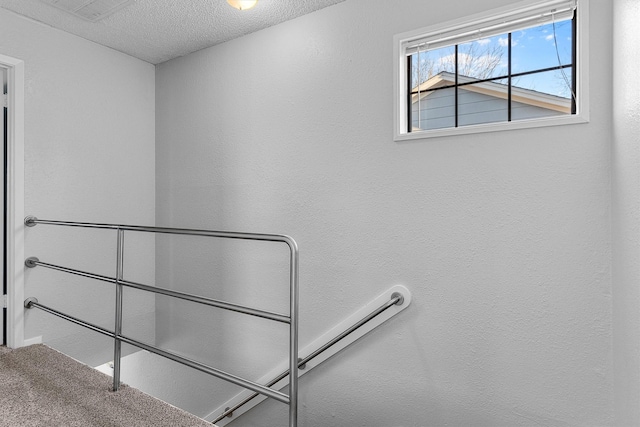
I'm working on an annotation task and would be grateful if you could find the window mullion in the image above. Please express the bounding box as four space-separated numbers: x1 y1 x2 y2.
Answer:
455 44 459 128
407 55 413 133
571 10 577 114
410 64 573 96
508 32 512 122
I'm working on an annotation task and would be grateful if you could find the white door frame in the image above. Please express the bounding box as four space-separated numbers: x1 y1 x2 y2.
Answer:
1 67 5 345
0 53 25 349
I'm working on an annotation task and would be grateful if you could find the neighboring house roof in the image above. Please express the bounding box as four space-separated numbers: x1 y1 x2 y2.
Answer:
412 71 571 114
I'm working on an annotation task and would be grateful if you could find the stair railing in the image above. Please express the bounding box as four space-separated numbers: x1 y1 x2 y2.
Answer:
22 216 299 427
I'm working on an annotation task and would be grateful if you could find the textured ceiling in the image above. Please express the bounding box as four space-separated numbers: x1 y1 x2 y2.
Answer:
0 0 346 64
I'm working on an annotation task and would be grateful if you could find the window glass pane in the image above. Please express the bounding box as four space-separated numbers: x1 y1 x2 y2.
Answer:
411 88 456 131
409 53 419 90
511 69 573 120
458 79 508 127
457 36 508 80
512 67 573 99
511 18 573 74
410 45 456 91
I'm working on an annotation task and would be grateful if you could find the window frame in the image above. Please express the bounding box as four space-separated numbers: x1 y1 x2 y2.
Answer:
393 0 589 141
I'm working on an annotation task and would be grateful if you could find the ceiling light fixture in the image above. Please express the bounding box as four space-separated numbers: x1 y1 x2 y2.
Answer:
227 0 258 11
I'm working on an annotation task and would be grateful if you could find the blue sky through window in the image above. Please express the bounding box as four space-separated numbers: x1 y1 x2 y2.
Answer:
411 17 573 99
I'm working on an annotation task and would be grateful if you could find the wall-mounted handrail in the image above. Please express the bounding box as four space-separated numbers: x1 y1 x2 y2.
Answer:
212 290 407 424
23 216 299 427
207 284 411 425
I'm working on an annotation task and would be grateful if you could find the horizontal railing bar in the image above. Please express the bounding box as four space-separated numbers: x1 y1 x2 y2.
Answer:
32 260 117 284
117 337 290 405
24 298 290 404
24 216 295 245
120 280 291 324
26 259 290 324
213 292 403 423
25 298 115 339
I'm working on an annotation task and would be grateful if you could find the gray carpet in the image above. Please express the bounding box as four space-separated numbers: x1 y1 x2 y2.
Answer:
0 344 216 426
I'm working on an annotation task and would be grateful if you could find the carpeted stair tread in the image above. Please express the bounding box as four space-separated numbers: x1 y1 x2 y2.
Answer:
0 344 215 426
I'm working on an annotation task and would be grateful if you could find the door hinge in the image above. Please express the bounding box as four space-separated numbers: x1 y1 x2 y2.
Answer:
2 294 6 309
2 93 7 108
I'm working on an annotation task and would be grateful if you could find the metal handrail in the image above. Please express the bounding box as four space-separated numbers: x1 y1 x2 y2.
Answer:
22 298 290 403
212 291 405 424
24 216 296 244
23 216 299 427
24 258 290 323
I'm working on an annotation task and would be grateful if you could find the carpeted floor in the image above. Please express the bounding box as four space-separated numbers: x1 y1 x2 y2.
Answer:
0 344 216 426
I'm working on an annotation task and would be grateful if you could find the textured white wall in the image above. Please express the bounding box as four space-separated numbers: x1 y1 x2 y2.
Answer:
155 0 614 426
0 8 156 366
612 0 640 425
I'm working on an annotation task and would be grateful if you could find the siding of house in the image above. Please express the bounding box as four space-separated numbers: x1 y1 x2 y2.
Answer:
412 87 566 130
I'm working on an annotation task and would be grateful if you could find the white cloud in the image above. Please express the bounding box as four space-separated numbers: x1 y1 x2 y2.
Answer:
498 37 509 47
545 34 555 41
476 38 491 45
433 53 455 71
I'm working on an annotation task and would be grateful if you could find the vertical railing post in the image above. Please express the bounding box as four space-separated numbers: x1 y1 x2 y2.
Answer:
288 239 299 427
112 228 125 391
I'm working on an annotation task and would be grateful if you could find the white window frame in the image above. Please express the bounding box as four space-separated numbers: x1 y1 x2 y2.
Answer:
393 0 590 141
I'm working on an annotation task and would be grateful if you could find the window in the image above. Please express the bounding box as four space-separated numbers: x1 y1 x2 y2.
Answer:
394 0 589 140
